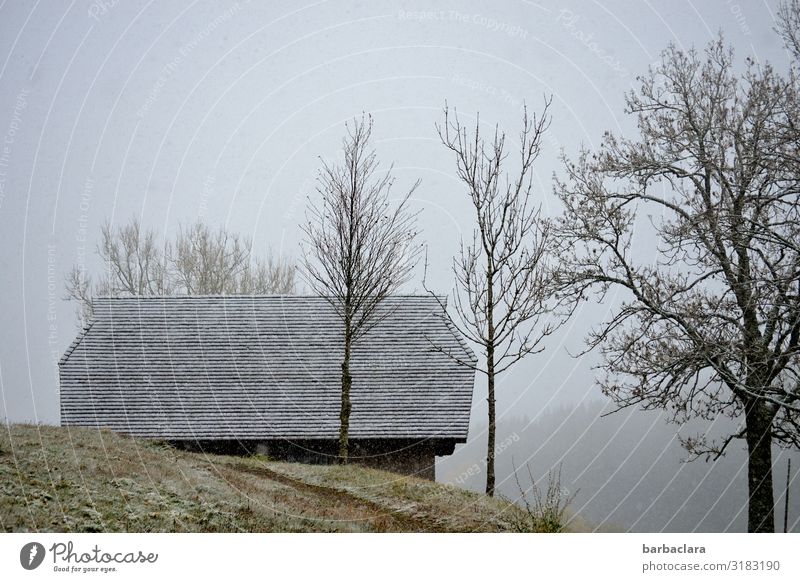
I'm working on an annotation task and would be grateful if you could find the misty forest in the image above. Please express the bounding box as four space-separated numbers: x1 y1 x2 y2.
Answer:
2 1 800 534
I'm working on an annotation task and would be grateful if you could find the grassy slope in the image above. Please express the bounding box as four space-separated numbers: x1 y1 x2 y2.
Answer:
0 424 535 533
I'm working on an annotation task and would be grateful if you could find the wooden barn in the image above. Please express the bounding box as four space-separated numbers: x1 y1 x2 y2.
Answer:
59 295 476 480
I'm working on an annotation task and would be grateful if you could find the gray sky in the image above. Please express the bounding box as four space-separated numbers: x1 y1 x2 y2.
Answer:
0 0 790 425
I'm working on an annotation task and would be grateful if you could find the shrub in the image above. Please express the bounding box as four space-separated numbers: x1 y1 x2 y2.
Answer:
508 462 577 533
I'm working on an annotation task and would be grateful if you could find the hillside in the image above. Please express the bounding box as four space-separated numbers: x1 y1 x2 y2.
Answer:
1 424 541 533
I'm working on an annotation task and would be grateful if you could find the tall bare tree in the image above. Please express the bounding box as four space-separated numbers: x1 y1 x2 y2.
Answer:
427 101 567 496
553 37 800 532
66 218 295 323
300 115 421 463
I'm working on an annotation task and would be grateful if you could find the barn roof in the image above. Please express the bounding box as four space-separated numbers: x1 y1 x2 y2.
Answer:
59 295 476 441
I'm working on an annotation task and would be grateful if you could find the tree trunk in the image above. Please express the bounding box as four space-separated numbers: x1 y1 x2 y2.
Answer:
745 401 775 532
486 345 496 497
486 271 496 497
339 322 352 464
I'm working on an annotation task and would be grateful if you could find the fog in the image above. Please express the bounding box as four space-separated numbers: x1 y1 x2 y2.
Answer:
0 1 796 532
438 401 800 532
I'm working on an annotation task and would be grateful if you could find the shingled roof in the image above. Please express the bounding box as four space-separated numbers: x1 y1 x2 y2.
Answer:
59 295 476 441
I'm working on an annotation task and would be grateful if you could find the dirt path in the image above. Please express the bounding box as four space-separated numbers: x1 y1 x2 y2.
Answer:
223 462 445 532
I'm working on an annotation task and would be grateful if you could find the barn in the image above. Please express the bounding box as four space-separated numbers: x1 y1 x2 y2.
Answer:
59 295 476 480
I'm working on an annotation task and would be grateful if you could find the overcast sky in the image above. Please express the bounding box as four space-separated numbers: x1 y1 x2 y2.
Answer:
0 0 791 426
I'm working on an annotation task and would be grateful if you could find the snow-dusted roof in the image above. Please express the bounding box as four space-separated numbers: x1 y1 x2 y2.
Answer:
59 295 475 441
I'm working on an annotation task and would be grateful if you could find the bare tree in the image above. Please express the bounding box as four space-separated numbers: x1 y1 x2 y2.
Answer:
170 222 250 294
237 254 296 295
300 115 421 463
553 37 800 532
64 265 95 326
426 101 567 496
65 218 170 324
778 0 800 63
169 222 294 295
99 217 170 296
66 218 295 322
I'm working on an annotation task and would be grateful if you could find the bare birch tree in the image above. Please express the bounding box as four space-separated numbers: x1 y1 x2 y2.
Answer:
66 218 295 323
65 218 170 324
427 101 567 496
169 222 294 295
300 115 421 463
170 222 250 294
553 37 800 532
